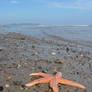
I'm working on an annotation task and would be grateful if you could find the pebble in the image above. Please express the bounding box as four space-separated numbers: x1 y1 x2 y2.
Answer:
42 70 47 73
35 52 38 56
32 45 36 49
20 84 26 89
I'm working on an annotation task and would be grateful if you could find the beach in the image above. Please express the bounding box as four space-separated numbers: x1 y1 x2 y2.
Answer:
0 32 92 92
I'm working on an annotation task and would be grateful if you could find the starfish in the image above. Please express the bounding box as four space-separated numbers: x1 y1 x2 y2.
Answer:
25 72 86 92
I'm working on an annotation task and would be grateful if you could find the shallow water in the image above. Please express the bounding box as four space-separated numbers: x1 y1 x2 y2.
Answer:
0 24 92 46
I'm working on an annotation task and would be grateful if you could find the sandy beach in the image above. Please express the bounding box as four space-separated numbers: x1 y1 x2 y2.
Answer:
0 32 92 92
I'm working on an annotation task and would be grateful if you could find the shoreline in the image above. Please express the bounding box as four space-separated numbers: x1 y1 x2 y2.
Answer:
0 32 92 92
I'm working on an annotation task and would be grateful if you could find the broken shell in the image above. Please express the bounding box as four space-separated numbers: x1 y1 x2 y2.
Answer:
8 76 12 81
51 52 56 55
5 84 10 88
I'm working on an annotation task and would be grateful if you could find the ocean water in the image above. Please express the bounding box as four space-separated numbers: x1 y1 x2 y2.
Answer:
0 24 92 46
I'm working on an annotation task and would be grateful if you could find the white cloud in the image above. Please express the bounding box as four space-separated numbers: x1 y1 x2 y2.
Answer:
10 0 18 4
33 0 92 10
48 0 92 10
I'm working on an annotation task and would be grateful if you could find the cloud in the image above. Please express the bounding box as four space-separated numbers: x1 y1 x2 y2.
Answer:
48 0 92 10
9 0 92 9
33 0 92 10
10 0 18 4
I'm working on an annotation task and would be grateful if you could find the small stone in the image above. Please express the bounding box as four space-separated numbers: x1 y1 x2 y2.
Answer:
32 45 36 49
35 52 38 56
76 72 79 75
0 86 3 91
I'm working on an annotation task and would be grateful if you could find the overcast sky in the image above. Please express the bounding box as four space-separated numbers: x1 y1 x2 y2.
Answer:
0 0 92 25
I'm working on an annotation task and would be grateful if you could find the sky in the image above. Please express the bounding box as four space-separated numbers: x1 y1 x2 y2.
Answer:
0 0 92 25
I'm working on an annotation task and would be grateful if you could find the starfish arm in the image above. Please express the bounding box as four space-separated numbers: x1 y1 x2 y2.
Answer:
50 79 58 92
25 78 50 87
58 78 85 89
29 72 50 77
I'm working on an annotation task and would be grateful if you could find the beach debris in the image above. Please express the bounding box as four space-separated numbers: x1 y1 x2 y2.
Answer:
5 84 10 88
25 72 86 92
0 86 3 91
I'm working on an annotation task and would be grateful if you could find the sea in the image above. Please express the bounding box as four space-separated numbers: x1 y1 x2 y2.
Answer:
0 23 92 47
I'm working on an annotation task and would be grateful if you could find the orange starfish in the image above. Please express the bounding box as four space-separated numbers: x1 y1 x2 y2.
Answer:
25 72 86 92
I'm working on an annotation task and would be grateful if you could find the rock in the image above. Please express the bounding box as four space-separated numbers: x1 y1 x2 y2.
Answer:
32 52 38 56
42 70 47 73
32 45 36 49
20 84 26 89
0 86 3 91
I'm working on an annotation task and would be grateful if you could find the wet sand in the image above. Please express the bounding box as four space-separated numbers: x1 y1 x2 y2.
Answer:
0 32 92 92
